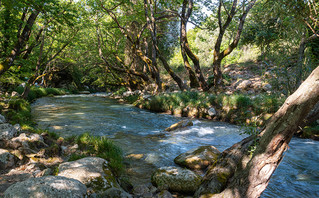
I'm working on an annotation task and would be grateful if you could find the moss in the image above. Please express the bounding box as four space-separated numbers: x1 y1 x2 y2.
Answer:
216 171 231 185
15 86 67 102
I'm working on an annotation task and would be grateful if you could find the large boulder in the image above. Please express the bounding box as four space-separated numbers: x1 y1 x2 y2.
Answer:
151 166 202 194
174 146 221 170
0 149 15 169
165 120 193 132
0 123 17 141
3 176 87 198
58 157 119 193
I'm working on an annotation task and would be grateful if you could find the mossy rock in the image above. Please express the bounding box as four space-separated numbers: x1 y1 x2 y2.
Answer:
151 166 202 194
58 157 120 193
165 120 193 132
174 146 221 170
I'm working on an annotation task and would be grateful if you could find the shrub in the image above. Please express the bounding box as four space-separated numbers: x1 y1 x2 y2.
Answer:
114 87 127 96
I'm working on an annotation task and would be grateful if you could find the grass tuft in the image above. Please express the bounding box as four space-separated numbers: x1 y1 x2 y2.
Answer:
75 132 124 176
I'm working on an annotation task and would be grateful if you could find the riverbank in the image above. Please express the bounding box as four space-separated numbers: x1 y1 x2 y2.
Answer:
111 90 319 140
1 90 318 197
0 88 128 197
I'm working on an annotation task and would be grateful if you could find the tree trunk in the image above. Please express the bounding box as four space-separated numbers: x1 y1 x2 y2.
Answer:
158 52 188 91
143 0 187 91
0 11 39 76
212 0 256 88
180 0 209 90
180 0 199 88
295 32 319 90
196 66 319 198
295 33 306 89
149 0 163 92
212 58 223 87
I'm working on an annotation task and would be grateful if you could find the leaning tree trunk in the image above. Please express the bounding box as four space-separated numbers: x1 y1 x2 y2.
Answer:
196 66 319 198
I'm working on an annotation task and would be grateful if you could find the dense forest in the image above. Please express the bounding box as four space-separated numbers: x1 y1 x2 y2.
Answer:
1 0 318 94
0 0 319 197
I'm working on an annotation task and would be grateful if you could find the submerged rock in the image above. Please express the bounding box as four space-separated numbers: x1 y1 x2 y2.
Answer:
174 146 221 170
151 166 202 194
3 176 87 198
164 120 193 132
58 157 119 193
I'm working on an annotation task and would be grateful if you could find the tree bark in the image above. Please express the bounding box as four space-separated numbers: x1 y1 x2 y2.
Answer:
196 66 319 198
0 11 39 76
143 0 188 91
180 0 209 90
212 0 257 88
180 0 200 88
295 32 319 90
147 0 163 92
96 24 150 86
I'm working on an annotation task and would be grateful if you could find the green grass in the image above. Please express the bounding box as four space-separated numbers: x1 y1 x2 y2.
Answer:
126 91 285 127
6 98 31 125
75 132 124 176
3 86 68 125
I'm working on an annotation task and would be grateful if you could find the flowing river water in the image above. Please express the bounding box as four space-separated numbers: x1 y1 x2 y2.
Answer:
31 94 319 197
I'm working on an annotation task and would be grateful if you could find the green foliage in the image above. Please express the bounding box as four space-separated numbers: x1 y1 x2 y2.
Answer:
75 132 124 175
132 91 284 127
15 86 67 102
113 87 127 96
123 94 140 104
6 98 31 125
68 153 88 161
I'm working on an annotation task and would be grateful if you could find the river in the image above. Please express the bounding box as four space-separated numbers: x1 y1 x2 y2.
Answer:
31 94 319 197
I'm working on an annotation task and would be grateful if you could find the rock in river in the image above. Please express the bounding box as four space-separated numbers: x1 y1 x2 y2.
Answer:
164 120 193 132
174 146 221 170
151 166 202 194
3 176 87 198
58 157 119 193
